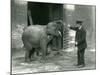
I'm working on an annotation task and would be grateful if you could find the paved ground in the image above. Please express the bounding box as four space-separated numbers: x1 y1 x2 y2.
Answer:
12 48 96 74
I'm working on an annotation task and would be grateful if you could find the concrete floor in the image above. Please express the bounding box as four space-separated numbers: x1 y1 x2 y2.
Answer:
12 48 96 74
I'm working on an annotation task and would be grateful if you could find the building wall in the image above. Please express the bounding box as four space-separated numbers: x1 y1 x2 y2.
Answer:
49 4 63 21
11 0 27 49
63 5 75 49
75 5 96 49
62 5 96 50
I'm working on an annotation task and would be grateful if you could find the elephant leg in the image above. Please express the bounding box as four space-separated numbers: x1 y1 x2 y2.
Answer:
24 42 33 62
40 39 47 62
35 48 40 56
46 39 53 55
51 36 58 51
29 48 35 61
46 44 50 56
41 47 47 61
25 50 31 62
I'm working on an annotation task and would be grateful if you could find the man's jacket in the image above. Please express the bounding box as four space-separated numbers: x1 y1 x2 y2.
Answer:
70 26 87 50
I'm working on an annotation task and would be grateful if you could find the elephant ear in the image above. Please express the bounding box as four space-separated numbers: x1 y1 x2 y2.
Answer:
55 20 63 31
46 22 58 36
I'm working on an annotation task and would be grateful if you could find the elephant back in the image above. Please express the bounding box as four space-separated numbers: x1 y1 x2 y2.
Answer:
22 25 47 49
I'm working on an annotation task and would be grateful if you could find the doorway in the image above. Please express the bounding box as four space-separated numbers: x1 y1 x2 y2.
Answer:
28 2 49 25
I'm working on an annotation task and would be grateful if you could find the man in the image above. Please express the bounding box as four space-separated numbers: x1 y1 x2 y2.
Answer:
68 20 87 68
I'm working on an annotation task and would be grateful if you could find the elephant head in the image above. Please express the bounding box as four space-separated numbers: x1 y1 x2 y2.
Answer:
46 20 63 37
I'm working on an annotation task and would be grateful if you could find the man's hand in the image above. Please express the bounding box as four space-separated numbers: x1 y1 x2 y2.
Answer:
75 42 78 46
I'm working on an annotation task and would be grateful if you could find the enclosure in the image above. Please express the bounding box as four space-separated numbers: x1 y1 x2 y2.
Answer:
11 0 96 74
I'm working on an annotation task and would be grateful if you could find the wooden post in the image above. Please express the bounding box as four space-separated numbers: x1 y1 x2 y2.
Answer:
28 10 33 25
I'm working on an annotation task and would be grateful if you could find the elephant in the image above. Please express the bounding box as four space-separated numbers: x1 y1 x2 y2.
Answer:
22 20 63 62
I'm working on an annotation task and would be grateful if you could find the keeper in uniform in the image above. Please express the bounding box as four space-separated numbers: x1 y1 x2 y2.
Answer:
68 20 87 68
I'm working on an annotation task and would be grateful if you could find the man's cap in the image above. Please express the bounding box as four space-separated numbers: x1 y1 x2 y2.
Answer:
76 20 83 24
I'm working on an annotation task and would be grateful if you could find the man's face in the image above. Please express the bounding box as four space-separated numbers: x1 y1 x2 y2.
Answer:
76 23 81 28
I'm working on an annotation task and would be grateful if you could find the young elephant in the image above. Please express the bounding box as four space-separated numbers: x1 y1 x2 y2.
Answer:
22 21 63 62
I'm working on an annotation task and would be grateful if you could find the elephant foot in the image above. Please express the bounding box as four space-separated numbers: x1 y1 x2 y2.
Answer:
46 52 50 56
40 60 46 63
40 58 46 63
51 47 58 51
30 58 36 61
25 58 31 63
54 52 62 56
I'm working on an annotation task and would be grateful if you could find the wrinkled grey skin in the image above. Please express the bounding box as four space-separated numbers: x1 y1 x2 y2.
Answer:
22 21 63 62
